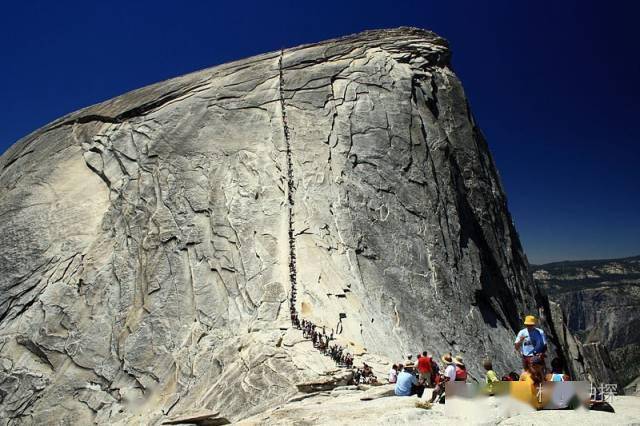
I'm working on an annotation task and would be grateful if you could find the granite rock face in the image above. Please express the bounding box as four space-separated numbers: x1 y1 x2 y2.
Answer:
0 28 545 423
546 300 620 389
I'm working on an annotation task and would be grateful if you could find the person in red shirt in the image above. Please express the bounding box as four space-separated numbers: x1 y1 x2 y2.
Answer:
417 351 433 386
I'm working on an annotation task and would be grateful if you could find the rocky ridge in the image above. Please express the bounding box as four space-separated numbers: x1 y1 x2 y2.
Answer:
1 27 561 423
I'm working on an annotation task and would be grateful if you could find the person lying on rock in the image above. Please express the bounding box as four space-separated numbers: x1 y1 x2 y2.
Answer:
394 362 424 397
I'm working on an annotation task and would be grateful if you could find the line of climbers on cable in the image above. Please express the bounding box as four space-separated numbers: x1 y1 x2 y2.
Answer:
289 265 587 408
289 272 354 369
291 309 579 407
296 318 355 368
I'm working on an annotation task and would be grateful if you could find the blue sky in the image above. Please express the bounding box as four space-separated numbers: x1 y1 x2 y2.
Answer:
1 0 638 264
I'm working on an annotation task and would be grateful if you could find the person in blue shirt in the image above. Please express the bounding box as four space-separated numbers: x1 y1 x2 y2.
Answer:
394 362 424 397
514 315 547 368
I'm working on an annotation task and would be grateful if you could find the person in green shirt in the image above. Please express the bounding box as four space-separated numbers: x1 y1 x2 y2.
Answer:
483 359 499 395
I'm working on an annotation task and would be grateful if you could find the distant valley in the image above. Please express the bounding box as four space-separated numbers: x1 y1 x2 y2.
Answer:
533 255 640 390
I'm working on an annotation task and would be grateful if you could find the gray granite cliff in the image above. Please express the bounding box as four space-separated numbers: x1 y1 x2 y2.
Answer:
0 28 559 423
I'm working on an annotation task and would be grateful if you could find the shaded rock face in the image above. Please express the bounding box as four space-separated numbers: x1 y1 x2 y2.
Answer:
546 300 620 389
0 28 542 423
534 256 640 387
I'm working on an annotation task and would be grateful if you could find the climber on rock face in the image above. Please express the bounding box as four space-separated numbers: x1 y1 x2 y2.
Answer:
515 315 547 368
294 314 353 371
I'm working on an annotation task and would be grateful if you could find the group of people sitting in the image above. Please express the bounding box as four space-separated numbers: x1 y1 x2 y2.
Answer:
291 307 580 409
388 351 468 400
386 315 574 407
388 349 571 405
353 363 378 385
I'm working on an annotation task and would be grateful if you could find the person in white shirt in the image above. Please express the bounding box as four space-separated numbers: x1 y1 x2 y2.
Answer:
444 358 456 382
429 353 455 403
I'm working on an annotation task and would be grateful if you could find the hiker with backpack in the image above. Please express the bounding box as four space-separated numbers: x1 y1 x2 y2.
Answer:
453 355 468 382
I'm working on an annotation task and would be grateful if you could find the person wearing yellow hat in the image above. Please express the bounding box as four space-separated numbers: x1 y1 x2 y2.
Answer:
515 315 547 368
